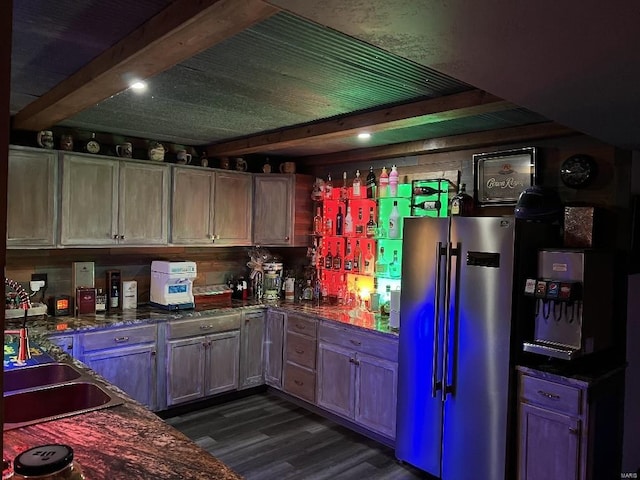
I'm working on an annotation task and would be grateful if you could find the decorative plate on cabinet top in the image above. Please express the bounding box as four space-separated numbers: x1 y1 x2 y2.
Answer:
560 154 597 188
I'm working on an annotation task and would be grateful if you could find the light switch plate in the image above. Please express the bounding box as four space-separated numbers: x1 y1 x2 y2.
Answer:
72 261 95 294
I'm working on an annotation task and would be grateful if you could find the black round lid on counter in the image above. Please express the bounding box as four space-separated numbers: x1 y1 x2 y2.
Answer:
13 444 74 477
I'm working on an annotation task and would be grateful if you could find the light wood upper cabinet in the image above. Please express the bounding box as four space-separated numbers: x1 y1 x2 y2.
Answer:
60 153 169 246
212 170 252 246
60 154 119 246
118 161 169 245
171 166 252 246
253 174 313 246
7 147 57 248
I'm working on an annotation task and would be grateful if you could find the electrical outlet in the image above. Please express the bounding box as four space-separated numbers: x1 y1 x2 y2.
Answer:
31 273 47 287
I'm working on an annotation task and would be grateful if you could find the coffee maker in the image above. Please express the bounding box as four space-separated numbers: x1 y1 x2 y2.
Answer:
263 262 283 301
523 248 613 360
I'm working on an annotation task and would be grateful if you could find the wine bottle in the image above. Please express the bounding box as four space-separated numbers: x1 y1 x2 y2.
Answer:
353 240 362 273
344 240 353 271
332 242 342 270
313 207 323 235
379 167 389 198
366 166 376 199
325 247 333 269
352 170 362 197
451 183 474 216
344 205 353 235
388 201 400 239
412 200 442 211
413 185 447 196
325 173 333 199
355 207 364 235
335 206 344 236
366 207 377 238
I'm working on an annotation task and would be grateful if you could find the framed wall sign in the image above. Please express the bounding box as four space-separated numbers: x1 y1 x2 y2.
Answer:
473 147 536 205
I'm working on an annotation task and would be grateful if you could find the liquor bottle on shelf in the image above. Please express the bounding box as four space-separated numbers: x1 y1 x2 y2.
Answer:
353 240 362 273
335 206 344 236
352 170 362 197
332 241 342 270
388 201 401 239
451 183 474 216
325 247 333 269
389 250 401 278
324 212 333 236
325 174 333 199
317 243 324 269
412 200 442 211
302 280 313 301
413 185 447 196
355 207 364 236
344 240 353 271
313 207 323 235
379 166 389 198
344 204 354 235
389 165 399 197
340 172 349 201
366 166 376 199
366 207 377 238
337 275 346 306
363 242 375 276
375 246 388 275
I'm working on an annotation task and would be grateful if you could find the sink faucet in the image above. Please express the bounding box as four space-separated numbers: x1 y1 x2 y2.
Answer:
4 278 32 362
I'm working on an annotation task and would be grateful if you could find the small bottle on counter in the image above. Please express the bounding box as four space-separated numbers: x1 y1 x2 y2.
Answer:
95 289 106 313
12 444 85 479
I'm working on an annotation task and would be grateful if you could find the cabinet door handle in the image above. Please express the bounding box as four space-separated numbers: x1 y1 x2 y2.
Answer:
295 323 305 330
537 390 560 400
151 351 156 357
349 357 355 364
114 336 130 343
119 235 125 240
295 347 304 354
350 339 362 346
202 342 209 348
568 427 579 435
294 379 303 386
284 236 290 241
200 325 213 330
66 344 73 351
113 234 119 240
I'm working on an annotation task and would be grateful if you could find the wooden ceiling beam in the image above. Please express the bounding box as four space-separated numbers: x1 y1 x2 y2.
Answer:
13 0 279 131
206 90 515 157
296 122 576 166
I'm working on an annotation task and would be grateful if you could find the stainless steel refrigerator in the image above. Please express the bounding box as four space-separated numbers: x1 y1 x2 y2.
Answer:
396 216 557 480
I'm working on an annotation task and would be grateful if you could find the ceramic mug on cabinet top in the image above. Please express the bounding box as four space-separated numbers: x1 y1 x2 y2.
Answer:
116 142 133 158
59 134 73 151
280 162 296 174
37 130 54 149
148 141 166 161
176 149 192 165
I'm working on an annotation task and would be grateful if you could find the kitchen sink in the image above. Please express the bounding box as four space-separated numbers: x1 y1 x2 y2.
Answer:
4 362 82 392
3 363 125 430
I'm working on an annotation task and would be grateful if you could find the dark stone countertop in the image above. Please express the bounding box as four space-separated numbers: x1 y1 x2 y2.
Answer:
3 300 396 478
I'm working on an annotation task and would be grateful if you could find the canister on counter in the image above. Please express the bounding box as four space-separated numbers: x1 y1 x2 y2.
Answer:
122 280 138 310
12 444 85 479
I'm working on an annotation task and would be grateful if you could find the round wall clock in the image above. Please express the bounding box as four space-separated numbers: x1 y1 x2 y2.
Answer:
560 154 597 188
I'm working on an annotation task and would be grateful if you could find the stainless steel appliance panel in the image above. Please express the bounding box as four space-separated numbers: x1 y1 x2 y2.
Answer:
441 217 515 480
396 216 449 476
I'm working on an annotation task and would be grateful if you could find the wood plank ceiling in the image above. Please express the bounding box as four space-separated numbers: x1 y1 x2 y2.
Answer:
10 0 567 160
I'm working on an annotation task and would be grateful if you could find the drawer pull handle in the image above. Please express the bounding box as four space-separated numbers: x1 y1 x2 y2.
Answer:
295 348 304 354
350 340 362 346
294 380 304 386
295 324 306 330
537 390 560 400
200 325 213 330
114 336 130 343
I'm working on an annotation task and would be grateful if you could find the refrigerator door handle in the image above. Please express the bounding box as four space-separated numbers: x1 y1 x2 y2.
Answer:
431 241 445 398
442 241 460 401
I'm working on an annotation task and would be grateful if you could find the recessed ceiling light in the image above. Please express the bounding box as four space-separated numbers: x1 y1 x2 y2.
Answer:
129 81 147 91
358 133 371 140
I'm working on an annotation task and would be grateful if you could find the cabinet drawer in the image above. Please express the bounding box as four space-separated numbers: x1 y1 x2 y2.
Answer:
285 332 316 370
283 362 316 403
81 324 157 353
520 374 582 416
318 322 398 362
286 315 317 338
167 314 241 339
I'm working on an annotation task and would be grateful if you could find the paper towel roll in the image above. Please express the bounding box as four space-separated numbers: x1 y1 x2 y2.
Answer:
390 288 401 311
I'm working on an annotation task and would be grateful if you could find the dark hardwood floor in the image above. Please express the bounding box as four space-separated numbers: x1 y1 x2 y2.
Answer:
166 391 429 480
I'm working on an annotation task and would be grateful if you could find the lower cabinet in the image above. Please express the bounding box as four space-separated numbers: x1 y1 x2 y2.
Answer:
165 314 241 407
239 310 265 389
264 310 285 388
47 333 76 357
517 367 624 480
316 321 398 439
78 324 158 411
282 314 317 403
